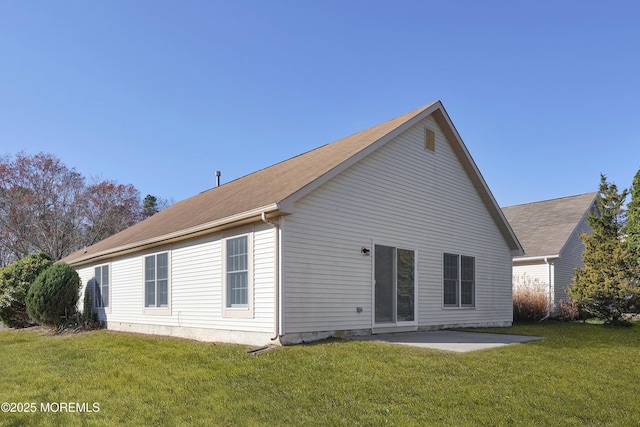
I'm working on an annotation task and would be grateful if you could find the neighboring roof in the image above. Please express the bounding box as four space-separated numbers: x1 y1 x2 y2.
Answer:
501 192 598 260
63 101 523 266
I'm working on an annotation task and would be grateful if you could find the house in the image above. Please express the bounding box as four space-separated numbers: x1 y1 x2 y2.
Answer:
501 192 597 312
62 101 523 346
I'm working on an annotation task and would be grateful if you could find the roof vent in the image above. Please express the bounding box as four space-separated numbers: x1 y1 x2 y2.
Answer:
425 128 435 152
215 170 221 187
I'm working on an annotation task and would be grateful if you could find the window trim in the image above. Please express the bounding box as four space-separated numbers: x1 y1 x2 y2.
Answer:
222 229 254 318
142 250 172 315
442 252 476 309
93 263 111 314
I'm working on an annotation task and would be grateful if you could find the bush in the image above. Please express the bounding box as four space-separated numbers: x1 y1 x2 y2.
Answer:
557 299 580 322
0 253 53 328
26 263 80 327
513 286 551 322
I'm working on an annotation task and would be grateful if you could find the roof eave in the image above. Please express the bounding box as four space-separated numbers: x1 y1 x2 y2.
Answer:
67 203 282 267
513 254 560 262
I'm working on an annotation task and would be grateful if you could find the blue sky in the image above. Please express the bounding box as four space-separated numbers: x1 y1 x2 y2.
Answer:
1 0 639 207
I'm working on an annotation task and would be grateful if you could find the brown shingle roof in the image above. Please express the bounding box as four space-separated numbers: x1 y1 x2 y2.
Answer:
63 101 522 266
501 192 597 259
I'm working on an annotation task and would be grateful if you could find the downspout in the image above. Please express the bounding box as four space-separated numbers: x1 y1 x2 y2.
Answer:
261 212 281 341
541 257 553 321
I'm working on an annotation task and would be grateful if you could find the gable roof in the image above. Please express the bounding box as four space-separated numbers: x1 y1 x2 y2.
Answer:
501 192 597 260
63 101 523 266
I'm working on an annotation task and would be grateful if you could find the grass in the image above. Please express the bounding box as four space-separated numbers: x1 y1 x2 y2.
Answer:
1 322 639 426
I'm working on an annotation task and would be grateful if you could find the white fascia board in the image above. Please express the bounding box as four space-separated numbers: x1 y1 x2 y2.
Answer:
513 255 560 263
69 203 281 267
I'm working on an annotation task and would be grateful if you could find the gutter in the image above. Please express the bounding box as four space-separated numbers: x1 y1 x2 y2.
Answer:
68 204 280 267
513 254 559 263
544 256 554 319
261 212 282 342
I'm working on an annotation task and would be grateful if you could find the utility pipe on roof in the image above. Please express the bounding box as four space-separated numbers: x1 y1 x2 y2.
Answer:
261 212 281 342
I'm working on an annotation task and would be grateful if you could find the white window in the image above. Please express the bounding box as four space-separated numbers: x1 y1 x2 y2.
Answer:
443 253 475 308
145 252 169 309
94 264 109 309
226 236 248 307
222 231 253 318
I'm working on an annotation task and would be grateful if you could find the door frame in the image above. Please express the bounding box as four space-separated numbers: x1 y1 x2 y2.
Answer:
371 240 418 331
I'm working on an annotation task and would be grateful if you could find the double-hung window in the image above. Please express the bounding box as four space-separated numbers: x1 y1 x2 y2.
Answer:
94 264 109 309
222 232 253 318
226 236 248 307
443 253 475 307
145 252 169 309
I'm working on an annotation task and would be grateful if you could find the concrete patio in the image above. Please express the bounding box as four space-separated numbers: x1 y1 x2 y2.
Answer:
349 330 542 353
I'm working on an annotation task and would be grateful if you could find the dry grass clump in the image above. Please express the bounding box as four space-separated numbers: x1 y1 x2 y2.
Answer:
513 286 550 321
557 299 580 321
512 274 552 322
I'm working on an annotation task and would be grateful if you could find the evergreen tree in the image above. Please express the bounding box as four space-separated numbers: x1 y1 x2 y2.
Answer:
143 195 159 219
568 174 640 324
626 168 640 260
26 263 80 327
142 194 170 219
0 253 52 327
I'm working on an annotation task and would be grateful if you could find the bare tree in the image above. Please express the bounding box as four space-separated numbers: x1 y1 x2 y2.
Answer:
84 180 142 246
0 153 85 261
0 152 158 262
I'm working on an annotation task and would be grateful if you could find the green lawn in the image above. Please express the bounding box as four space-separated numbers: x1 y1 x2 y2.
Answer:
1 322 639 426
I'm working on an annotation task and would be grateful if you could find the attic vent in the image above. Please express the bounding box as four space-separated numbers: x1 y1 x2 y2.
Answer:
425 128 435 152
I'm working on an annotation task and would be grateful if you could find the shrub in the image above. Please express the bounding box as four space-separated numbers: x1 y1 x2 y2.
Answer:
513 286 551 322
0 253 53 328
26 263 80 327
557 299 580 321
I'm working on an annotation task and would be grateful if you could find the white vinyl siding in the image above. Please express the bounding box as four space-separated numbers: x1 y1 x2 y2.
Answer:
513 262 550 289
555 217 590 305
74 222 275 343
512 215 590 313
281 114 513 334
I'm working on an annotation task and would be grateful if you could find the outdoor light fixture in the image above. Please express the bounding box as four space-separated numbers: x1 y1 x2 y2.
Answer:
361 247 370 255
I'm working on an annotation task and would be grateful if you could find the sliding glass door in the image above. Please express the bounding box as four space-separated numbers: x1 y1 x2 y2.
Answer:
374 244 415 325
